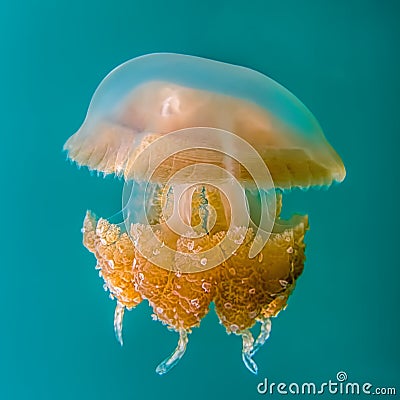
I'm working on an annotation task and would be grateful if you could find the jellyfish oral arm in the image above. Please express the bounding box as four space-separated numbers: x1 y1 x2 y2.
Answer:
155 329 188 375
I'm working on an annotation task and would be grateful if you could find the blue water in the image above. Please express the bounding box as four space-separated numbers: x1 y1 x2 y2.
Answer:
1 1 399 399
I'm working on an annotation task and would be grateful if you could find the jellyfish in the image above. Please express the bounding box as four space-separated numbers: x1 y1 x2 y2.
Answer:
64 53 345 375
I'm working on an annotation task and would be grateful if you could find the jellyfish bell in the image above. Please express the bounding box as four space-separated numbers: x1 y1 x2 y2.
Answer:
64 53 345 188
64 53 345 375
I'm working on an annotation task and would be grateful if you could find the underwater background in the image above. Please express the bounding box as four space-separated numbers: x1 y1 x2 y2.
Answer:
1 0 399 399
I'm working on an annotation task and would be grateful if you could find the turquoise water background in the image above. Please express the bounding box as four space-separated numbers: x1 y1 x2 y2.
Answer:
1 1 399 399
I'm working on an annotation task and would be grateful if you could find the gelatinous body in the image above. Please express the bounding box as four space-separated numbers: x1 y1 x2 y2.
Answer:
64 54 345 188
64 53 345 375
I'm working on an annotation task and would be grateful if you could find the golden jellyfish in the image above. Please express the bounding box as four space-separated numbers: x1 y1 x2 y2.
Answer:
64 53 345 375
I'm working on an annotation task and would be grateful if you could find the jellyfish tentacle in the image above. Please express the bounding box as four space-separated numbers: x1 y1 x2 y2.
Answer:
250 317 272 357
114 302 125 346
241 329 258 375
156 329 189 375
